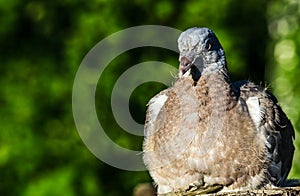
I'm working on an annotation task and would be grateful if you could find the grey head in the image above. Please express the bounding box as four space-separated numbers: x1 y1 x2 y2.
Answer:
178 27 227 81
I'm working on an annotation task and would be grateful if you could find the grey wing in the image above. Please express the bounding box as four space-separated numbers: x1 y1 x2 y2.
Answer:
143 89 169 137
143 88 172 168
234 81 295 186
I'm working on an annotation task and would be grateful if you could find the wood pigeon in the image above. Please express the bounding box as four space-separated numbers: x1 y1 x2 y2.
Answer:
143 27 295 195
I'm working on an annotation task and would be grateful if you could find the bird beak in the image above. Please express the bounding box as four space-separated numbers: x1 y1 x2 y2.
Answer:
179 56 193 75
179 54 206 80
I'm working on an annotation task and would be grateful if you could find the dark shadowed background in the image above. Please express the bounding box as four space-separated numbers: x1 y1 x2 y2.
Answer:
1 0 299 195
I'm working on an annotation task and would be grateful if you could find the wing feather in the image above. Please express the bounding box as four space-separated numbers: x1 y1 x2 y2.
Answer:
144 89 169 136
233 81 295 186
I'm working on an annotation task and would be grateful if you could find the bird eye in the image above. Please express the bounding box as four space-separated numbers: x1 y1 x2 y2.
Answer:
205 40 212 50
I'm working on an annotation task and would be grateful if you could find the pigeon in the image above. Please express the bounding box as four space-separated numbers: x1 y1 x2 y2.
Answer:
142 27 295 195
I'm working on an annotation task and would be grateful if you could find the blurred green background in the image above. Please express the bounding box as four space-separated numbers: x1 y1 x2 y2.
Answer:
1 0 299 195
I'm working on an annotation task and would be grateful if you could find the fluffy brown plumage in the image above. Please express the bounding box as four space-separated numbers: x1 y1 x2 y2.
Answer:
143 27 295 195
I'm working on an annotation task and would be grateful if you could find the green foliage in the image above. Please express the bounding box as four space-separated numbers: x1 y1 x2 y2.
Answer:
266 0 300 178
0 0 299 195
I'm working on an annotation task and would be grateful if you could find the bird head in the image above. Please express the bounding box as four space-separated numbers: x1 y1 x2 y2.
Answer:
178 27 226 81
